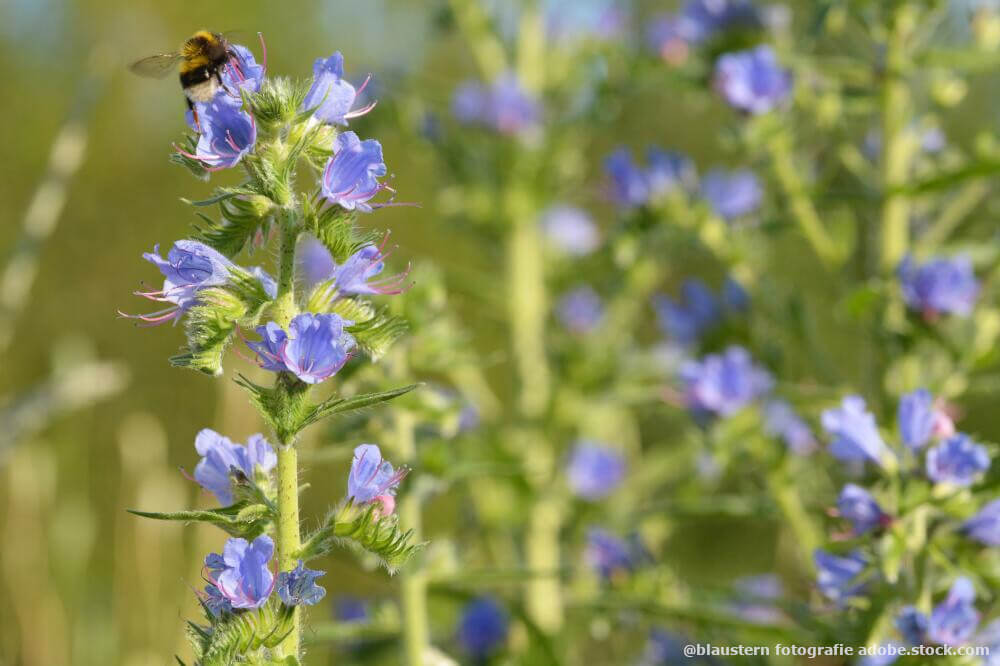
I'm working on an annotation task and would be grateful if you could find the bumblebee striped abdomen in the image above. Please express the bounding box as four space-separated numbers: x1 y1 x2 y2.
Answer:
179 31 231 104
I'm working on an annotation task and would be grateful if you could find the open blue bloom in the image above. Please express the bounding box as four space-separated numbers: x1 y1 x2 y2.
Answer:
347 444 406 516
680 346 773 417
332 243 408 295
653 278 720 345
540 205 600 256
585 528 635 579
822 396 895 468
898 255 979 318
566 442 626 500
451 73 540 135
701 168 762 220
457 597 508 658
206 536 275 610
838 484 888 534
714 45 792 114
276 561 326 607
247 313 356 384
130 240 235 325
321 131 388 213
557 286 604 333
926 434 989 486
764 400 816 455
928 578 980 646
302 52 374 126
896 606 929 645
963 499 1000 546
297 235 337 287
605 148 649 207
647 147 696 196
898 389 935 450
814 549 866 605
221 44 265 93
190 95 256 169
194 429 277 505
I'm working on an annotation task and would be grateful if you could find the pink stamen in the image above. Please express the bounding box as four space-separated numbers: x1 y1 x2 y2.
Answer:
257 32 268 72
344 100 377 120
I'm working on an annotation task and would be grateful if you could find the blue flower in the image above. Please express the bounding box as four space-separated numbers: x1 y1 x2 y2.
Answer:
321 131 388 213
722 277 750 312
247 313 356 384
605 148 649 207
646 147 696 196
837 484 889 535
764 400 816 455
701 168 762 220
457 597 508 658
896 606 929 645
928 578 980 646
898 389 935 450
206 536 275 610
193 429 277 505
566 442 626 500
297 235 337 287
814 549 866 605
190 95 256 169
336 596 370 622
201 582 233 617
276 560 327 607
653 278 720 345
541 205 600 256
926 434 989 486
451 73 540 135
332 243 409 296
347 444 406 515
677 0 762 43
963 499 1000 546
248 266 278 299
557 286 604 333
302 52 374 126
680 346 773 417
646 15 689 65
221 44 265 93
129 240 235 325
898 255 979 318
714 45 792 114
976 620 1000 666
821 396 895 468
585 528 635 579
545 0 625 44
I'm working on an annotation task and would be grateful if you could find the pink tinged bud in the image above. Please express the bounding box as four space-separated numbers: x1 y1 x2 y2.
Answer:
372 494 396 518
932 410 955 439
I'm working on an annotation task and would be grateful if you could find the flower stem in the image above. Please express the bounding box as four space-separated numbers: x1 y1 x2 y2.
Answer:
396 405 428 666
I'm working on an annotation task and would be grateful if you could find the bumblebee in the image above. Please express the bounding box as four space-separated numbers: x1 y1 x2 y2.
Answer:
129 30 234 109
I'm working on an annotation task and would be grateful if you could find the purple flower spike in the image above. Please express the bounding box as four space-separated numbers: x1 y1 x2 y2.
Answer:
321 131 388 213
680 346 773 417
928 578 980 646
276 561 327 607
814 549 866 605
821 396 895 469
302 52 375 126
208 536 275 610
963 499 1000 546
899 255 979 318
221 43 265 94
701 168 762 220
347 444 407 515
333 242 409 296
714 45 792 115
837 484 889 535
193 429 276 505
898 389 935 450
457 597 508 658
926 434 989 487
566 442 626 500
188 95 256 169
127 240 234 325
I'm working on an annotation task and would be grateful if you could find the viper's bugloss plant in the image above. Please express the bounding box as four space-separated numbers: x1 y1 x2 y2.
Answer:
123 36 420 665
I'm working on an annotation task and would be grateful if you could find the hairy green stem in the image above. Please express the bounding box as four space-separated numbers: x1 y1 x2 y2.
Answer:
396 405 428 665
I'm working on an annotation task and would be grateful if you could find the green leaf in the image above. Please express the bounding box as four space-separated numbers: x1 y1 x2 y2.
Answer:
127 500 273 539
304 198 379 263
192 193 276 258
897 160 1000 195
170 134 210 181
302 384 420 430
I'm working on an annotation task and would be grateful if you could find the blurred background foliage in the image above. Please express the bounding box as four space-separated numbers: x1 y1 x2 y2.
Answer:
3 0 1000 664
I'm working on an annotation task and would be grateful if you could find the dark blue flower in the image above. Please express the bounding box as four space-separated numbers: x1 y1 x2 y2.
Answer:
201 582 233 617
193 429 277 505
653 278 720 345
821 396 895 468
701 168 762 220
585 528 635 579
221 44 265 93
347 443 406 516
896 606 929 645
566 442 626 500
451 73 540 136
814 549 866 605
336 596 370 622
722 276 750 312
926 434 989 486
898 255 979 318
130 240 235 325
276 560 327 607
646 147 696 196
714 45 792 114
207 536 275 610
247 313 356 384
190 95 256 169
557 286 604 333
605 148 649 207
541 205 600 256
302 52 374 126
332 243 409 295
457 597 508 658
764 401 816 455
837 484 889 535
963 499 1000 546
928 578 980 646
680 346 773 417
898 389 935 450
321 131 388 213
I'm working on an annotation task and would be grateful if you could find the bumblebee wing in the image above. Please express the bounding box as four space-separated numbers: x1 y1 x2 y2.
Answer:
128 53 183 79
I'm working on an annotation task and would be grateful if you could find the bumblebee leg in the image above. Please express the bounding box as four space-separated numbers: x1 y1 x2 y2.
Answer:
186 97 202 132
